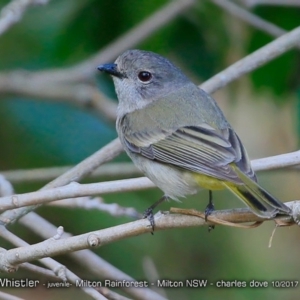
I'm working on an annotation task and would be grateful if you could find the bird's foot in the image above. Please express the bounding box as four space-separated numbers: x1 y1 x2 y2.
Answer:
205 190 215 232
143 207 155 234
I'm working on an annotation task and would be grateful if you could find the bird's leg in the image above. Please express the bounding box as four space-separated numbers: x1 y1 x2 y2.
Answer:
143 195 168 232
205 190 214 220
205 190 215 231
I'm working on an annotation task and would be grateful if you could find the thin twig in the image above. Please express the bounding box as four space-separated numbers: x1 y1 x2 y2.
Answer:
20 262 61 280
0 291 24 300
1 134 165 300
200 25 300 94
31 0 195 83
1 19 299 118
143 257 168 299
251 150 300 171
1 150 299 184
17 213 168 300
43 138 123 189
97 288 132 300
238 0 300 7
0 178 154 213
0 80 117 122
0 162 141 184
0 0 195 119
0 0 50 36
212 0 300 49
48 197 141 218
0 174 14 197
0 226 107 300
0 138 123 225
1 151 299 213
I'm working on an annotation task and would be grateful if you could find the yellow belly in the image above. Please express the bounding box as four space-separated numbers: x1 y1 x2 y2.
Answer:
191 173 226 190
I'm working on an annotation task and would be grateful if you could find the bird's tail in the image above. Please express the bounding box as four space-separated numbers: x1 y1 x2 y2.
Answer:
224 166 291 218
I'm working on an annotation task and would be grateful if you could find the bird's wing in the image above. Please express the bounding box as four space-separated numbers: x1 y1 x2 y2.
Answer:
121 120 256 184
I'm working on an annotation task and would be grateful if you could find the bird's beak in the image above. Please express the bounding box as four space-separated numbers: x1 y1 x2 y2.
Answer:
97 63 124 78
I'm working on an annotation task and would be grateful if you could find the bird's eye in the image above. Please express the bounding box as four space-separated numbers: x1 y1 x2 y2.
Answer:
138 71 152 83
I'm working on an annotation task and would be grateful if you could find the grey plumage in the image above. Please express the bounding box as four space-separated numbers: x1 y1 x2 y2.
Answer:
98 49 291 218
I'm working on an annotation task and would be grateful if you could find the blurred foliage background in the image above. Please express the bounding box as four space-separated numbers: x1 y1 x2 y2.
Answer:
0 0 300 299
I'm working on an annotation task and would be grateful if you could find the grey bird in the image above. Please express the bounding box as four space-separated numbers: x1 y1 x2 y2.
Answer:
98 49 290 229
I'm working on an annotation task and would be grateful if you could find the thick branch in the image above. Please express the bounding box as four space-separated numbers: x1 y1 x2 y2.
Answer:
0 205 296 271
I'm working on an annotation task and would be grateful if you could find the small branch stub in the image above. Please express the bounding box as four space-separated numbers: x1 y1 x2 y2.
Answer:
54 265 67 282
0 249 18 273
87 234 100 247
52 226 64 240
